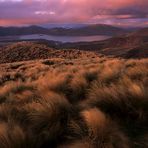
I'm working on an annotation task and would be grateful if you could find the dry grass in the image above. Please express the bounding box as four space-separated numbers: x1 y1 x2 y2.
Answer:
0 54 147 148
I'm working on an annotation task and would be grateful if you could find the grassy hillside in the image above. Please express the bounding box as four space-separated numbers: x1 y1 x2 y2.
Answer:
0 42 97 64
0 55 147 148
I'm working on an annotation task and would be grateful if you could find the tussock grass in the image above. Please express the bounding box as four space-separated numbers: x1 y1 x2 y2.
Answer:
81 108 130 148
27 92 70 147
85 79 148 132
0 122 26 148
0 55 147 147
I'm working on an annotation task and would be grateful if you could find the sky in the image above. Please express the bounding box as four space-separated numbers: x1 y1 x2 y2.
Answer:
0 0 148 27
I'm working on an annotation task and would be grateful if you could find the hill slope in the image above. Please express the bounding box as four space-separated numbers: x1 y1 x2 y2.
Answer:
99 27 148 58
0 41 97 63
58 27 148 58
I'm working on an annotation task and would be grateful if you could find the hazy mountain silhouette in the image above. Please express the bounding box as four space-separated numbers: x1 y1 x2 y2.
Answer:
0 24 127 36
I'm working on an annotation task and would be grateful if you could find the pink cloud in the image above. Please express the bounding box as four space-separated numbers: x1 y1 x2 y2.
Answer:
0 0 148 26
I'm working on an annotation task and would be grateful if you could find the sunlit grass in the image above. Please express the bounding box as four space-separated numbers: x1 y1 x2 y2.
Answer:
0 54 147 148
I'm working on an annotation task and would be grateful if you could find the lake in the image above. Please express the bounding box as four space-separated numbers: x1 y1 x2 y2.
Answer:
20 34 111 43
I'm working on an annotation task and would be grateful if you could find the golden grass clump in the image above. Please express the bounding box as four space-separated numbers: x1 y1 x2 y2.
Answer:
26 90 71 147
36 71 71 95
81 108 130 148
0 122 26 148
69 71 88 102
86 78 148 123
0 82 35 104
58 140 92 148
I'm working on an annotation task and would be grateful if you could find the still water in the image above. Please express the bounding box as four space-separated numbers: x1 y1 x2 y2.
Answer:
20 34 111 43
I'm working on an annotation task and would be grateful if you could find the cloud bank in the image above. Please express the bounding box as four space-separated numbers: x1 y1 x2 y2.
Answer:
0 0 148 26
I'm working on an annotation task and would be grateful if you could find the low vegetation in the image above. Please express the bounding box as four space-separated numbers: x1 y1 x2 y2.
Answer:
0 42 97 64
0 53 147 148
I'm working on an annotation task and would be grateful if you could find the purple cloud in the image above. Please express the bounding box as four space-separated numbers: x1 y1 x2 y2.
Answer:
0 0 148 26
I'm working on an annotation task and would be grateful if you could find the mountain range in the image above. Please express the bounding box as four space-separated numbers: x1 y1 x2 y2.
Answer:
0 24 128 36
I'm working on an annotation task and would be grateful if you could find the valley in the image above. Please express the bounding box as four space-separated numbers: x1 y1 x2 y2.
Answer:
0 24 147 148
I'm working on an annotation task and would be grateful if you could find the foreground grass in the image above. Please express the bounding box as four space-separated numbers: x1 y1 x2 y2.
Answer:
0 55 148 148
